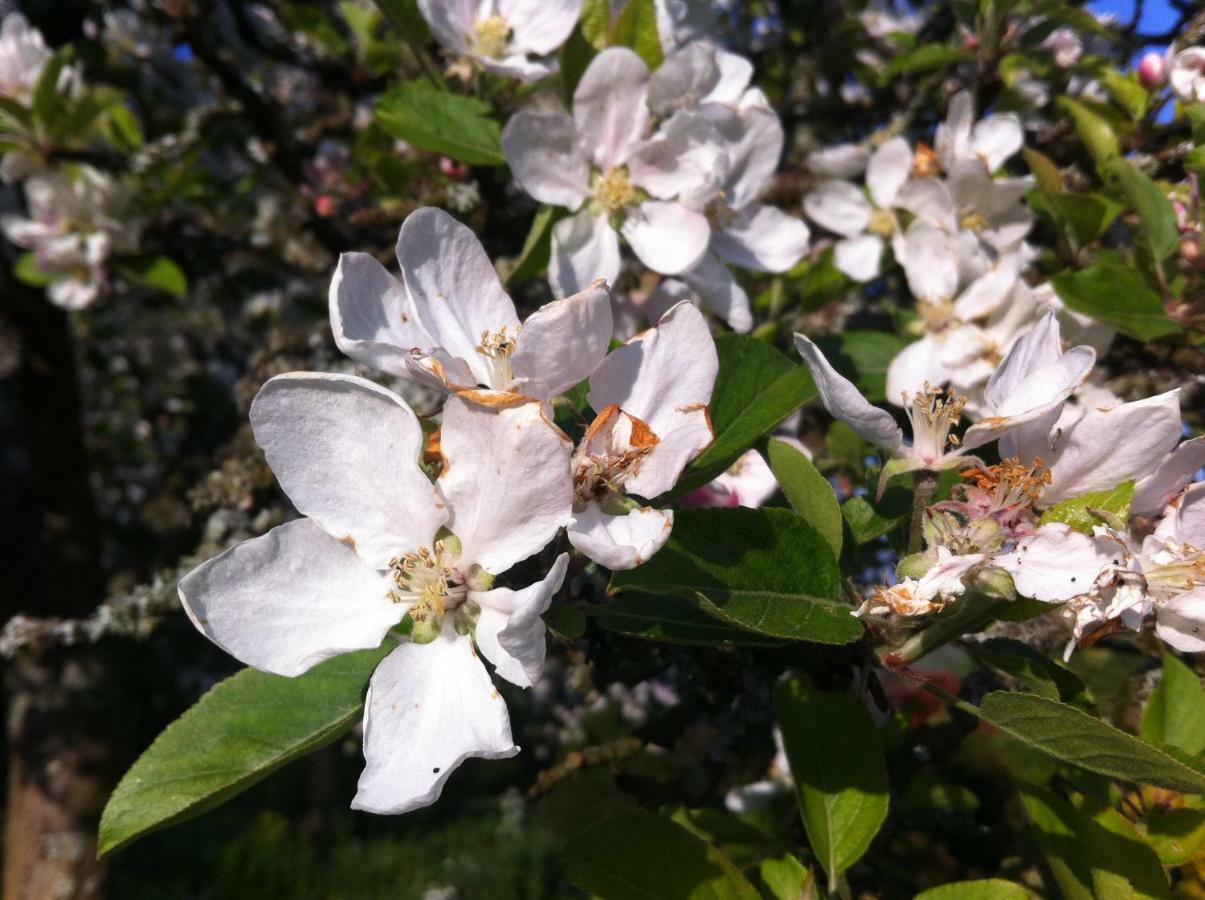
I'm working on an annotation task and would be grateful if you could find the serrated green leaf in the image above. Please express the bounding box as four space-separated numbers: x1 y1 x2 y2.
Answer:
965 638 1090 705
375 81 504 165
973 692 1205 794
99 646 389 855
590 591 785 646
674 334 816 494
1141 806 1205 867
1141 649 1205 756
607 0 662 70
1051 261 1179 342
881 45 972 80
756 854 815 899
610 507 860 644
1050 192 1122 248
775 676 889 882
842 489 910 545
563 812 760 900
914 879 1030 900
767 438 842 557
1099 158 1180 262
1058 96 1121 163
1038 481 1135 534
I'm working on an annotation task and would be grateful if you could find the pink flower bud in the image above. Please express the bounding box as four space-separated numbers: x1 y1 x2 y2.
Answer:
314 194 335 217
1138 52 1166 89
439 157 471 180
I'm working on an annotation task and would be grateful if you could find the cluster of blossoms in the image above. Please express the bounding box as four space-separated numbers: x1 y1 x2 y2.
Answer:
0 12 136 309
180 206 719 814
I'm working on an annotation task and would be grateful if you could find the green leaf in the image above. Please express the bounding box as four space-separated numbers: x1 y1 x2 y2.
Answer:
1021 788 1169 900
842 489 910 545
1051 260 1179 342
375 81 505 166
1099 159 1180 262
775 676 889 882
1141 649 1205 756
0 95 33 134
965 638 1090 705
1038 481 1135 534
503 205 563 286
756 854 815 899
1050 193 1122 248
674 334 816 494
1058 96 1121 163
814 331 910 403
607 0 663 70
914 880 1031 900
1023 147 1064 197
13 251 54 288
881 45 972 80
370 0 430 40
119 255 188 297
767 438 842 557
579 0 611 48
544 603 586 640
973 692 1205 794
590 592 785 647
98 646 388 855
562 812 760 900
559 24 597 98
1097 67 1149 121
1141 806 1205 867
610 507 860 645
32 48 69 134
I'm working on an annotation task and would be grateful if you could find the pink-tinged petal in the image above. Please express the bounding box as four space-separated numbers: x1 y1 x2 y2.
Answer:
511 280 613 400
704 448 780 508
329 251 434 378
567 503 672 570
473 553 569 687
1156 588 1205 653
620 200 710 275
885 336 953 405
647 42 720 115
499 0 581 55
351 625 517 815
794 333 904 451
501 111 590 209
178 519 399 678
250 373 448 569
627 110 726 201
833 234 885 282
1041 391 1184 507
865 137 912 208
1156 482 1205 548
1132 436 1205 518
574 47 649 170
712 203 809 273
439 391 573 575
901 220 959 303
550 209 620 298
680 253 752 332
396 208 520 388
416 0 474 52
589 300 717 439
803 180 872 238
995 523 1113 603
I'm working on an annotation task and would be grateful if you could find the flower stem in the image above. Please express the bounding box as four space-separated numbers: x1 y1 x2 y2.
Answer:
906 468 939 555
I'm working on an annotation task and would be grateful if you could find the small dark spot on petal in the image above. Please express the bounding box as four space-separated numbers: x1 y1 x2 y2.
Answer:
432 767 441 774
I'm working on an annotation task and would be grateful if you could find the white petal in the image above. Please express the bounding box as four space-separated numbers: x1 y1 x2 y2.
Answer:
972 113 1024 171
178 519 398 678
473 553 569 687
1041 391 1185 507
680 253 752 332
329 252 434 378
439 391 573 575
250 373 448 569
708 47 754 104
895 177 956 229
501 111 590 209
712 203 809 273
626 402 713 498
396 208 520 388
416 0 473 53
1156 588 1205 654
477 53 558 83
627 110 726 201
807 143 869 179
833 234 884 282
803 181 872 238
589 300 717 439
720 105 783 209
500 0 581 55
901 220 959 303
952 254 1020 321
574 47 649 170
1132 436 1205 517
567 503 672 570
885 336 952 405
865 137 912 208
995 523 1113 603
352 625 517 815
550 209 620 298
703 448 779 508
793 333 904 451
621 200 710 275
935 91 974 171
1156 482 1205 548
647 41 719 115
511 280 613 399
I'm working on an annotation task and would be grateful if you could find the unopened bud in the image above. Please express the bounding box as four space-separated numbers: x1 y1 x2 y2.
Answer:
1180 236 1201 265
1138 52 1166 89
969 566 1016 601
896 552 933 581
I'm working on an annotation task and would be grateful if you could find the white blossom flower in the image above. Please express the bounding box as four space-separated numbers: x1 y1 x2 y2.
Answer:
179 376 574 814
1 167 134 310
935 91 1023 174
0 12 49 103
806 142 870 179
1170 47 1205 104
682 448 779 508
654 0 715 51
330 207 612 400
502 47 723 297
805 137 913 282
417 0 582 82
1041 28 1083 69
568 301 717 569
647 40 765 117
857 547 986 617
